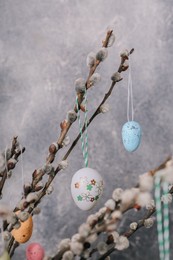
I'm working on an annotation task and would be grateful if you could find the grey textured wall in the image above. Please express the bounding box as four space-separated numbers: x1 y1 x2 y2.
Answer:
0 0 173 259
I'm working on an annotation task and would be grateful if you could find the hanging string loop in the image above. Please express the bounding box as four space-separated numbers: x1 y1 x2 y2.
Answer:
76 88 89 167
127 56 134 122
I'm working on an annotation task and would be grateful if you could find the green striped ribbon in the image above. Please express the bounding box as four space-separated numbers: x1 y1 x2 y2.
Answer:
154 174 170 260
163 181 170 260
76 88 88 167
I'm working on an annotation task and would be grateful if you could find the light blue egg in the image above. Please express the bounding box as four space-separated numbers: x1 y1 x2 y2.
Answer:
121 121 142 152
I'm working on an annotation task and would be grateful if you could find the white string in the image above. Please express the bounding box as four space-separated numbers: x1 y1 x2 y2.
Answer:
127 56 134 121
130 60 134 121
127 68 130 122
8 178 24 208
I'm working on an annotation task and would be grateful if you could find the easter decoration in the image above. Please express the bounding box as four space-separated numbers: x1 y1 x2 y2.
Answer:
11 211 33 243
121 52 142 152
154 172 170 260
26 243 45 260
71 86 104 211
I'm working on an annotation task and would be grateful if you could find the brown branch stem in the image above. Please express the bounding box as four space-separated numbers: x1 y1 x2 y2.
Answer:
46 30 114 165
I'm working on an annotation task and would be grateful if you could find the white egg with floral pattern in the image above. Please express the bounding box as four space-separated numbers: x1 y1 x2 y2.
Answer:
71 167 104 211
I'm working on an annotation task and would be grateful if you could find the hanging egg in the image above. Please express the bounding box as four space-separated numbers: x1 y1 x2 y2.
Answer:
71 167 104 211
0 250 10 260
11 212 33 243
122 121 142 152
26 243 45 260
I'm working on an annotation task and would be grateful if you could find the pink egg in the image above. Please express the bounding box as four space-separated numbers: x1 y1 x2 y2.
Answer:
26 243 45 260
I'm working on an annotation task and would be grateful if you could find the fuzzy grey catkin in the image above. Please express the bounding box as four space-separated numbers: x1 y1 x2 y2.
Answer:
86 52 96 67
67 110 77 123
96 48 108 62
89 73 101 86
75 78 86 93
111 72 122 82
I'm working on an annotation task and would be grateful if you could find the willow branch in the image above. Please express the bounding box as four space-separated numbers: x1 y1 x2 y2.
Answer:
7 47 133 254
61 80 116 162
60 48 134 162
26 49 134 212
7 35 133 256
9 241 19 258
26 82 121 211
47 30 113 164
85 30 113 89
22 31 114 194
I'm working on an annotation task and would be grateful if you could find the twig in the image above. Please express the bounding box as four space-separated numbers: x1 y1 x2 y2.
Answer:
9 241 19 258
0 137 25 196
46 30 114 165
21 30 114 194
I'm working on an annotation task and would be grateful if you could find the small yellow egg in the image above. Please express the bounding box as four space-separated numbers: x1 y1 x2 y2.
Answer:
11 211 33 243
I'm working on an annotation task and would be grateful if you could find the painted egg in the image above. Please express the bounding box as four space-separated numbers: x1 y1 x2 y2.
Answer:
122 121 142 152
0 250 10 260
26 243 45 260
71 167 104 211
11 212 33 243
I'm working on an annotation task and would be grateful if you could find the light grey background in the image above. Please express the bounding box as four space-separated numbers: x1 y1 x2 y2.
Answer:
0 0 173 259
